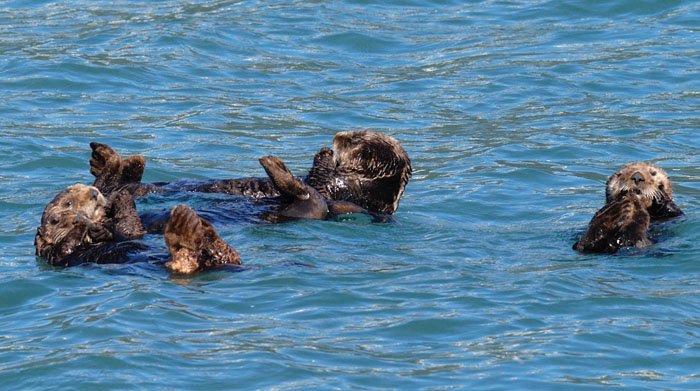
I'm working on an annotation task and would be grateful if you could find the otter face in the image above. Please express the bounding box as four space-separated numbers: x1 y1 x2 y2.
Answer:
605 162 682 221
35 184 109 262
606 163 671 207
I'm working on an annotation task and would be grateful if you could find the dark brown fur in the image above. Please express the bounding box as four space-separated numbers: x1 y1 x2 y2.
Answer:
573 192 652 253
306 131 412 214
34 184 146 266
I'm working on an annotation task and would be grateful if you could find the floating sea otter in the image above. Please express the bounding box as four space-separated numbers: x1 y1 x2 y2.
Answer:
89 130 412 216
34 183 240 273
573 162 683 253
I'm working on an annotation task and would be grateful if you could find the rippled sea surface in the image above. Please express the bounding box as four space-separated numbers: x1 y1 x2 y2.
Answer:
2 1 700 389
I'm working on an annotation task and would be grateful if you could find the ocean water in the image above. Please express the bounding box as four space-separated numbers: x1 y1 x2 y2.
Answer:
1 0 700 389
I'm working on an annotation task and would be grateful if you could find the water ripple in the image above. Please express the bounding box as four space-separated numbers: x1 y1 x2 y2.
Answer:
1 0 700 389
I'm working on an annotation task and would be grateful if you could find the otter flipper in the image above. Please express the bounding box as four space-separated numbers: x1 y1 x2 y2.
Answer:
259 156 310 201
258 156 331 220
90 142 123 194
164 205 204 274
90 142 156 196
120 155 146 184
164 205 241 274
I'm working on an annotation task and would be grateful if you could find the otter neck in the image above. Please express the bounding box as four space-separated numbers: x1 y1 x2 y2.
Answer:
305 156 337 200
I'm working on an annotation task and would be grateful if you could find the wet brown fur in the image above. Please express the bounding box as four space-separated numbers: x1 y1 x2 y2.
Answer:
36 184 239 273
574 162 682 254
573 192 652 253
306 131 412 215
89 132 410 217
35 184 113 265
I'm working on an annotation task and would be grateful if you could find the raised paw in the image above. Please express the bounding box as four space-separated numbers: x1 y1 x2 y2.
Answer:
108 190 145 240
90 142 121 179
120 155 146 184
259 156 309 200
164 205 204 274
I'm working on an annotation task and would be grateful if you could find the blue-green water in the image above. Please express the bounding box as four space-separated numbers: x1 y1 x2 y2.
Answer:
2 0 700 389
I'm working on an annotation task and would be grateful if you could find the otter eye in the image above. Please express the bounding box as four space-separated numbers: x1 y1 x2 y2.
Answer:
63 201 72 208
650 170 657 176
49 217 60 225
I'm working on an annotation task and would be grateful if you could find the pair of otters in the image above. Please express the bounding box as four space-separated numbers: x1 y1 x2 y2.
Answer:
34 131 412 274
574 162 683 253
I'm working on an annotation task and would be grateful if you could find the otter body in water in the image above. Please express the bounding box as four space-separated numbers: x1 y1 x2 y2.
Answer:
306 131 411 215
35 184 240 274
89 130 411 216
574 162 683 253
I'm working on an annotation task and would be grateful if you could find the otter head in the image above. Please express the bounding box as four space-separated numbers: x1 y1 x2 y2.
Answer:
34 184 110 264
605 162 682 221
331 130 412 214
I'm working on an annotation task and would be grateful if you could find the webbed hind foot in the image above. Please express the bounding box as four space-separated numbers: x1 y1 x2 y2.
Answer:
164 205 241 274
259 156 309 201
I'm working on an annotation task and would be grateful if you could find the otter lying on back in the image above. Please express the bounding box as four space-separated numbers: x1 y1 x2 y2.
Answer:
573 162 683 253
306 131 412 215
35 184 240 274
33 183 121 264
89 130 411 216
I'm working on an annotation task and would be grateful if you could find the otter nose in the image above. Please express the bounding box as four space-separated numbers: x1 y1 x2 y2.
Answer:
89 188 100 200
631 172 645 185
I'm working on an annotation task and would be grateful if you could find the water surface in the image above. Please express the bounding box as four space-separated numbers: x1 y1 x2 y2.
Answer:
1 0 700 389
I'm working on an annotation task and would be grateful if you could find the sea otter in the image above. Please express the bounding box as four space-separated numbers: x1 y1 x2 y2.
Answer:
35 184 110 265
90 141 360 222
35 184 241 273
89 130 411 216
573 162 683 253
306 131 412 215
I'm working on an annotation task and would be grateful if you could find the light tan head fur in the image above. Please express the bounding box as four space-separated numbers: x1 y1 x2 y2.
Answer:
605 162 673 209
35 184 108 258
